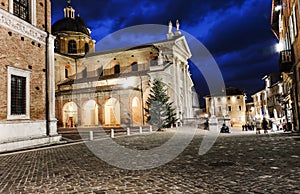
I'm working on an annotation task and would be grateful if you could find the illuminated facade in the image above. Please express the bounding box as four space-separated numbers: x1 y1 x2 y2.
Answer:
204 87 246 129
54 3 195 128
271 0 300 131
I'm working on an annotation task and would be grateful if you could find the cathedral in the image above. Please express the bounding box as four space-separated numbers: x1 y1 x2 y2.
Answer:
54 2 196 129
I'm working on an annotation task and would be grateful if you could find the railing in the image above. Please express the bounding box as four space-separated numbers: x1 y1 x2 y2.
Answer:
279 50 293 73
280 50 293 64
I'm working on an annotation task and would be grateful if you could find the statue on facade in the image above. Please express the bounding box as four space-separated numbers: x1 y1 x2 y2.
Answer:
174 20 181 36
176 20 180 31
168 21 172 34
158 50 163 65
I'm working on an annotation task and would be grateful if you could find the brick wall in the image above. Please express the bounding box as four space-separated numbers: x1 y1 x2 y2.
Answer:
0 26 47 121
0 0 52 122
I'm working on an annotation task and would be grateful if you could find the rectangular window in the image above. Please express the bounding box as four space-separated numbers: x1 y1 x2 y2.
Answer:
13 0 30 22
11 75 26 115
7 66 30 120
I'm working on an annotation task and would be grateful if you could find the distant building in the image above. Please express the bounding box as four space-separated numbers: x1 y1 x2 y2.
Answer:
204 87 246 129
271 0 300 131
263 73 286 123
0 0 60 152
246 101 255 124
251 90 268 121
252 73 289 129
53 2 196 128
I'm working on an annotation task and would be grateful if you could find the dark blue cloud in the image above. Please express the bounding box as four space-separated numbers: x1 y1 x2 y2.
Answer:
51 0 279 105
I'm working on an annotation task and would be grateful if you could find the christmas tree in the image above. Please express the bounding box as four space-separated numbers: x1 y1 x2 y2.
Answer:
145 79 177 129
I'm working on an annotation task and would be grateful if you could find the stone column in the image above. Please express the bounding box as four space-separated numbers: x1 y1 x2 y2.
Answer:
47 35 58 136
176 58 181 120
183 63 188 118
172 58 179 117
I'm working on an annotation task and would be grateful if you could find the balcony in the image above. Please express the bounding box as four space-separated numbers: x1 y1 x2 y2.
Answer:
279 50 293 73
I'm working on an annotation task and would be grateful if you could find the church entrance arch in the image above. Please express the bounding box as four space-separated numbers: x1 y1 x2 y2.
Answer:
104 98 120 126
62 102 78 128
82 100 99 127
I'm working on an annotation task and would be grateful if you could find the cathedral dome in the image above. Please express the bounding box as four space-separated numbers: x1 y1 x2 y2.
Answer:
52 16 90 35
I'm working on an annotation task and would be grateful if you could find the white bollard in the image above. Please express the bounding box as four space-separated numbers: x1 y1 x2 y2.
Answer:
127 127 130 136
139 126 143 134
111 129 114 138
171 124 173 129
150 125 153 132
89 131 94 141
180 122 183 127
176 123 178 128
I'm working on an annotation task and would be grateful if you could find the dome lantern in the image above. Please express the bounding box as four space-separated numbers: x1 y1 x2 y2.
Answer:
64 0 75 19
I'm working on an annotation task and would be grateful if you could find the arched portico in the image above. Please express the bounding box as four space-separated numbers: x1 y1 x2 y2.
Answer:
131 96 142 126
82 100 99 127
62 102 78 128
104 98 120 126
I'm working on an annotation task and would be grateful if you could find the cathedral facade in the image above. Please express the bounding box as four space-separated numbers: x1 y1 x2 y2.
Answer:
0 0 60 152
54 3 196 129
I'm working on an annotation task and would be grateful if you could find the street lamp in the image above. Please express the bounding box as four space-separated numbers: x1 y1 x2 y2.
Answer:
275 42 283 53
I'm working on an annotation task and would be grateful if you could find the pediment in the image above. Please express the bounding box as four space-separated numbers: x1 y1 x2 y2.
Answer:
174 36 192 58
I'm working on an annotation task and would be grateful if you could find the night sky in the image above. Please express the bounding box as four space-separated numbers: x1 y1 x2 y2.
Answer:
51 0 279 106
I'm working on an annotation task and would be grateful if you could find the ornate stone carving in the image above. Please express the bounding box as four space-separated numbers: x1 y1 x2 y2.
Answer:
0 8 47 44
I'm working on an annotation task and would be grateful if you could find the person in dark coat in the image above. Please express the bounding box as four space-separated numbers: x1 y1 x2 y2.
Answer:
220 123 230 133
262 118 268 134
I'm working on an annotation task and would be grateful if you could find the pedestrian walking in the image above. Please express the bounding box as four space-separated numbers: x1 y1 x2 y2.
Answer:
262 118 268 134
255 119 261 134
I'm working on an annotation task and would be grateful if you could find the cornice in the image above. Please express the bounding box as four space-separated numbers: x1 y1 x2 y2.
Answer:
0 8 47 44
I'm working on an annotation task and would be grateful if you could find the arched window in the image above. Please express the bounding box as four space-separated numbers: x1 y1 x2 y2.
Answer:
68 40 77 54
54 40 60 52
150 56 158 66
114 64 120 74
131 62 138 72
82 68 87 78
65 69 69 78
98 67 103 77
85 43 89 54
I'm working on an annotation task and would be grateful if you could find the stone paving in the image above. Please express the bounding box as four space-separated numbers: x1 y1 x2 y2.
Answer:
1 128 300 193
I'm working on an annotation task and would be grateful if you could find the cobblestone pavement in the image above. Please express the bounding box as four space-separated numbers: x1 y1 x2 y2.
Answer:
1 128 300 193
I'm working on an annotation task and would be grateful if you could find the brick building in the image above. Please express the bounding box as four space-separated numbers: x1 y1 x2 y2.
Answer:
0 0 60 152
271 0 300 131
